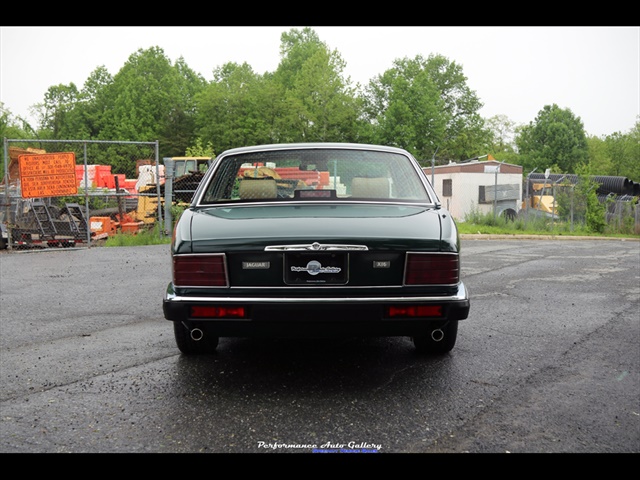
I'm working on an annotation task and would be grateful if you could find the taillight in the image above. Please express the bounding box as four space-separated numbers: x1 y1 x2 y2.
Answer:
173 254 228 287
404 253 459 285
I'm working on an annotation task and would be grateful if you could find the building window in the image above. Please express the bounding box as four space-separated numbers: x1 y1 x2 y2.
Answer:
442 179 452 197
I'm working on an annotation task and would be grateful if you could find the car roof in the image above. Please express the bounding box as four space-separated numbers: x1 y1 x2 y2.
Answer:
216 142 413 158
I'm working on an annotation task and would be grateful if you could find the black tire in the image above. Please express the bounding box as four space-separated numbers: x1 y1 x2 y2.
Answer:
412 320 458 354
173 321 219 355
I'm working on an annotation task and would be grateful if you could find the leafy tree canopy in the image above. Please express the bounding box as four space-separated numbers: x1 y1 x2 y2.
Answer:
195 62 275 150
276 28 360 143
95 47 206 159
362 54 490 164
516 104 588 174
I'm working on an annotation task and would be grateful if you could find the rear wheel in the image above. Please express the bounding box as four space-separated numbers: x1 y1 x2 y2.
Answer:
412 321 458 354
173 321 219 355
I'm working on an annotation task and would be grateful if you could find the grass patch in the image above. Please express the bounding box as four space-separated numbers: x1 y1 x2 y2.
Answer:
104 225 171 247
457 209 639 239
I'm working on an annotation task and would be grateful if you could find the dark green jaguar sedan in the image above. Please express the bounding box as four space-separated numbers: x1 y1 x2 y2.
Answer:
163 143 470 354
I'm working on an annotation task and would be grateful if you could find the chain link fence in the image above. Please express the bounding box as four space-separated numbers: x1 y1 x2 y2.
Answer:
521 173 640 235
160 157 212 233
430 166 638 235
603 195 640 235
1 138 163 250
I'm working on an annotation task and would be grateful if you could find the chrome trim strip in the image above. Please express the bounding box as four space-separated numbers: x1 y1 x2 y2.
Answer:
265 243 368 251
166 283 468 304
200 199 438 208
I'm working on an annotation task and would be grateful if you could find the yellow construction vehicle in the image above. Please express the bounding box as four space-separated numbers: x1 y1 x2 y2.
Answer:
524 182 557 216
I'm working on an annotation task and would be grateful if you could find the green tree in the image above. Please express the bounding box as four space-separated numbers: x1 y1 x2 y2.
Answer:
623 119 640 182
422 54 490 160
362 54 489 164
158 57 207 157
576 165 607 233
362 57 446 161
276 28 329 90
185 138 215 157
195 62 277 151
516 104 588 174
74 65 115 139
585 135 613 176
0 103 35 171
95 47 205 167
273 27 361 143
486 115 518 154
554 164 606 233
0 102 34 141
36 83 81 139
196 28 362 150
604 120 639 181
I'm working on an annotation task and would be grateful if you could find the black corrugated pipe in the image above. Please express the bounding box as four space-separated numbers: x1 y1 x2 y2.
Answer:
594 176 629 195
527 173 636 195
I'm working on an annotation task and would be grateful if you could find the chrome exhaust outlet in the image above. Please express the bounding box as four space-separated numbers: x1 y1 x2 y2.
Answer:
190 328 204 341
431 328 444 342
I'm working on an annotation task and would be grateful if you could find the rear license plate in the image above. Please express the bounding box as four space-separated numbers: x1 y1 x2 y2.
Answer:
284 252 348 285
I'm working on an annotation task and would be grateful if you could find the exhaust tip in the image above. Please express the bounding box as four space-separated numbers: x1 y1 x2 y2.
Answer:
190 328 204 341
431 328 444 342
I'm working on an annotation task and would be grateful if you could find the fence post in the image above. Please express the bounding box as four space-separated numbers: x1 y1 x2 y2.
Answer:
2 138 11 249
164 158 174 236
570 185 575 232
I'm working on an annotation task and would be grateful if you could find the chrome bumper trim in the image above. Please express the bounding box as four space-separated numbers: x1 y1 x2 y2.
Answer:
165 283 469 305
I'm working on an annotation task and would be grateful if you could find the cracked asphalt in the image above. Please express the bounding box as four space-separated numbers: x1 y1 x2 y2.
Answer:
0 239 638 454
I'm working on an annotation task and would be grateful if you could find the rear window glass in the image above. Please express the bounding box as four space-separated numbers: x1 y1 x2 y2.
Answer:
199 148 431 204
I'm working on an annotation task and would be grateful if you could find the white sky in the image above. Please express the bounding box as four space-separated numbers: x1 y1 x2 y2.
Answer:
1 26 638 138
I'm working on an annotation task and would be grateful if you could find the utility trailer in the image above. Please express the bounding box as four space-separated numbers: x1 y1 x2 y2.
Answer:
7 199 90 249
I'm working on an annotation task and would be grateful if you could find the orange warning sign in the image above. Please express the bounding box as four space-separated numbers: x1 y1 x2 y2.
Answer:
18 152 78 198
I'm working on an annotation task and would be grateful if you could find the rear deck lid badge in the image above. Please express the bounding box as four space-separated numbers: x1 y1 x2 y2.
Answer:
291 260 342 276
242 261 270 269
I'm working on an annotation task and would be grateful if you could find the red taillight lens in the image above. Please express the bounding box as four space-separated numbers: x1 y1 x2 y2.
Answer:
191 306 245 318
386 305 443 317
173 254 227 287
405 253 459 285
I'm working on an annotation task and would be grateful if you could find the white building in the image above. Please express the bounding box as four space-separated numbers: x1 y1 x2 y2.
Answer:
424 160 523 221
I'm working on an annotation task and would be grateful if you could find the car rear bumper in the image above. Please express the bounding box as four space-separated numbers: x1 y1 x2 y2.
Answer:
163 282 470 337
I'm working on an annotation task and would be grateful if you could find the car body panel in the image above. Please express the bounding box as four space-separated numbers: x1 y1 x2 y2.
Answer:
176 204 452 253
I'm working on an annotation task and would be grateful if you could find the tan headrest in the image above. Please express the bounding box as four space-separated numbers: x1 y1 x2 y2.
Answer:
351 177 389 198
239 178 278 199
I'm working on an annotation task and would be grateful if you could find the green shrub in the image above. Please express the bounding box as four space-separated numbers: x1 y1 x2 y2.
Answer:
104 223 171 247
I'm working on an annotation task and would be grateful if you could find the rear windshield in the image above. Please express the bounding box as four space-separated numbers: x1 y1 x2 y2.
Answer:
198 148 432 204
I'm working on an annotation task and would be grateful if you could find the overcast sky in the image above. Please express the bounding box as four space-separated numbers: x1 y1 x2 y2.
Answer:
1 26 638 138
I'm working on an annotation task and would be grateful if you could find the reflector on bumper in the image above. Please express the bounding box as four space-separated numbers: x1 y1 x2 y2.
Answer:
190 305 246 318
386 305 443 317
